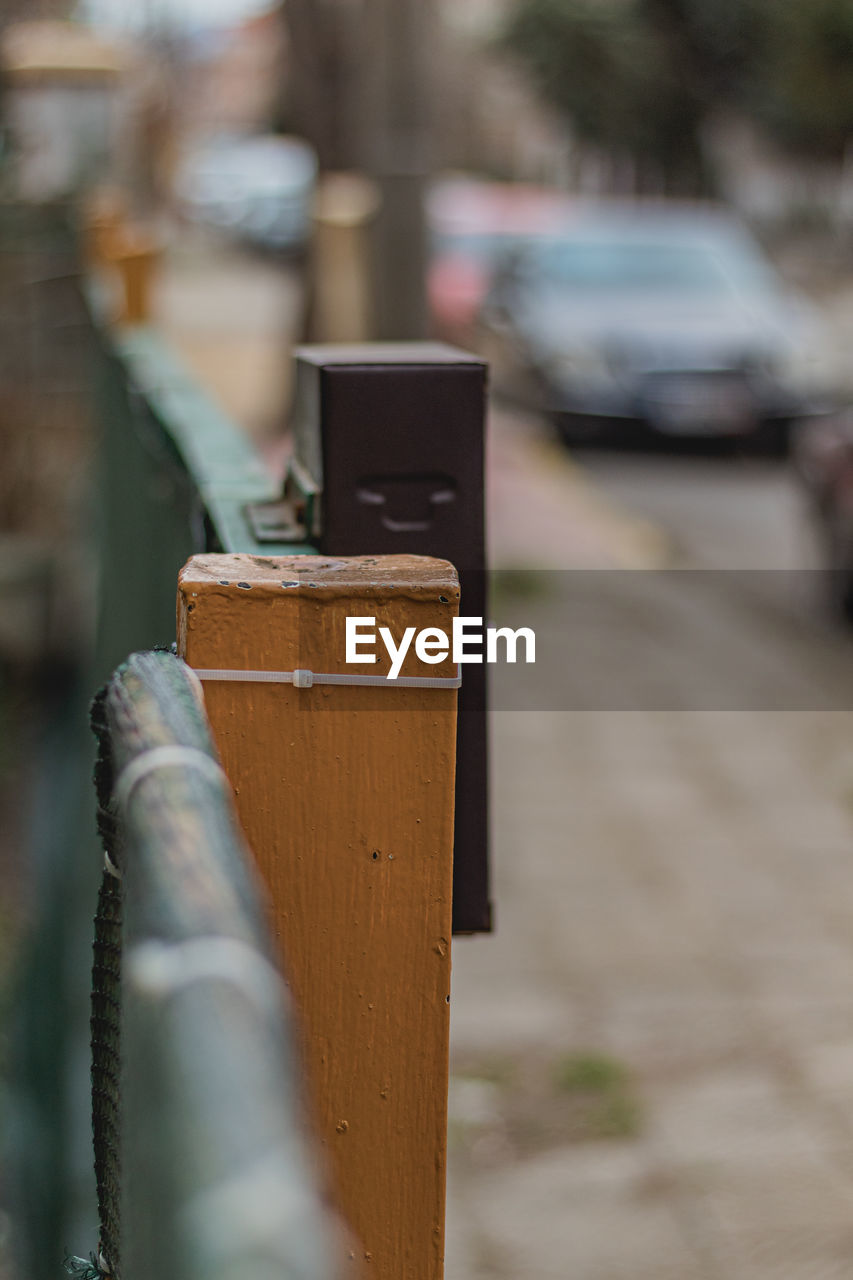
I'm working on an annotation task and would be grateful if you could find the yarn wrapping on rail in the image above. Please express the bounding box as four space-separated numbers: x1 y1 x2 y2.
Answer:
88 684 123 1280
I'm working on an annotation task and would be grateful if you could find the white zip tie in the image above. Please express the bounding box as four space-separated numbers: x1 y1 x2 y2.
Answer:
181 660 208 712
191 665 462 690
126 936 284 1017
113 744 229 811
103 850 122 881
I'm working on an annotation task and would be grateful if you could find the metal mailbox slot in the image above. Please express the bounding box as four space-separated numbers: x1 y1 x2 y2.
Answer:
285 343 491 934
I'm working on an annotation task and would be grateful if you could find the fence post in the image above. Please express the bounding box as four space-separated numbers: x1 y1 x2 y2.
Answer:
103 225 160 323
177 552 460 1280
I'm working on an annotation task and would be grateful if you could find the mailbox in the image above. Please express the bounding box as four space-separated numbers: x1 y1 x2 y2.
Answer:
284 343 490 933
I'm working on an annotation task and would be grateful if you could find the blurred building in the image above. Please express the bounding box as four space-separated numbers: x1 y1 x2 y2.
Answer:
435 0 573 188
433 1 648 196
706 113 853 230
1 20 127 200
179 6 283 139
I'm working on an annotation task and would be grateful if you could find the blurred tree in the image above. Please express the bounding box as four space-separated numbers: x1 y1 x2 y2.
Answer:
280 0 365 170
499 0 709 192
501 0 853 191
746 0 853 159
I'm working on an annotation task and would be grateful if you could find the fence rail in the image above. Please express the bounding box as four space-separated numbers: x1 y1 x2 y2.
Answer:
89 649 339 1280
92 311 315 685
14 234 475 1280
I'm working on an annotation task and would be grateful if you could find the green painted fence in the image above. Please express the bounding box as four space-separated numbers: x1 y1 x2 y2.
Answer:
88 649 338 1280
12 263 326 1280
92 314 315 680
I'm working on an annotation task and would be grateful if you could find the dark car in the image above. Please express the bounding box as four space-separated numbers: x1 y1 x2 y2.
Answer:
480 202 832 448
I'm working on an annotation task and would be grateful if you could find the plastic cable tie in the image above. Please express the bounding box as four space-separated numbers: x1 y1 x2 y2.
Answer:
103 850 122 881
127 936 285 1017
191 665 462 690
181 661 208 713
113 744 228 811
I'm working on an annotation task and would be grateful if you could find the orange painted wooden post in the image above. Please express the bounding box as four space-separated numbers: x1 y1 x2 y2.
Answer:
177 552 460 1280
101 225 161 323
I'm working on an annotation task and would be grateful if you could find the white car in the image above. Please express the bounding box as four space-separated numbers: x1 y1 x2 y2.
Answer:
175 134 317 252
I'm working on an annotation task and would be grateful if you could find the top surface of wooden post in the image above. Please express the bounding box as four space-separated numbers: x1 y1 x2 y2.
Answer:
178 551 462 683
179 549 460 597
177 552 460 1280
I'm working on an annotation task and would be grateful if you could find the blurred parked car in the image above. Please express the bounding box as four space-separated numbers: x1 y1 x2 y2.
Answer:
479 202 832 449
174 134 317 252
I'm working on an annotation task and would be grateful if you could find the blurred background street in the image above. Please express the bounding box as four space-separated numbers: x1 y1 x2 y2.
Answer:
152 225 853 1280
9 0 853 1277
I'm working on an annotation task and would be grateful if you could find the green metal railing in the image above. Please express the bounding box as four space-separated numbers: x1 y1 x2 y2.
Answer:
87 650 337 1280
12 269 327 1280
92 315 315 682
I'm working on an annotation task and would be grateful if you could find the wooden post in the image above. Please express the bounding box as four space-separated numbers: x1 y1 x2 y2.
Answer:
177 552 459 1280
311 173 380 342
106 227 160 324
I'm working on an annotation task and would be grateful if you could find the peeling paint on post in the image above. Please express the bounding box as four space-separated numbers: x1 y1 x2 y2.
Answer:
177 552 459 1280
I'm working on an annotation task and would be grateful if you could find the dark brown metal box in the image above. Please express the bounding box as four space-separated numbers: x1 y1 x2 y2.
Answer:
290 343 491 933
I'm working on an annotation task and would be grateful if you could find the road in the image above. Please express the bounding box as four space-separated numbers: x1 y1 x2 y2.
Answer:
448 420 853 1280
581 449 818 571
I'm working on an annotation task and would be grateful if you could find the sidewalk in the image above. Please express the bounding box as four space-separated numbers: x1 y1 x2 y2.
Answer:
487 405 669 569
447 702 853 1280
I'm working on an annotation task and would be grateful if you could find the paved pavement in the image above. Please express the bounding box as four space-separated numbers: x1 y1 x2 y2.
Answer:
156 236 853 1280
448 701 853 1279
449 440 853 1279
